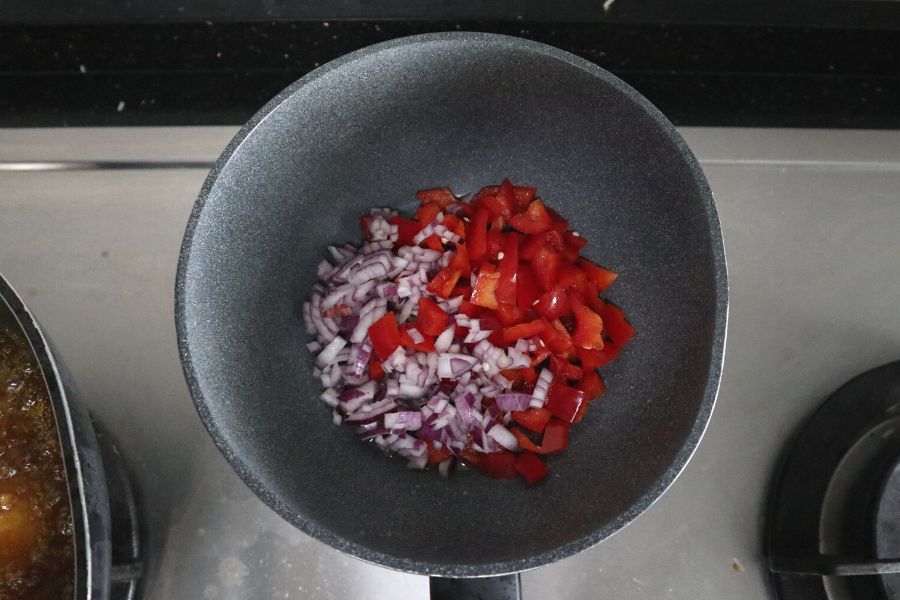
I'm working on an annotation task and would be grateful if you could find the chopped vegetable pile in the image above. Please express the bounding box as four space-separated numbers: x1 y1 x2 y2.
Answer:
303 180 634 484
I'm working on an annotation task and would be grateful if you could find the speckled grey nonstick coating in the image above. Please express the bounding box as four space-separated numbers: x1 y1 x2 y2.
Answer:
175 32 727 577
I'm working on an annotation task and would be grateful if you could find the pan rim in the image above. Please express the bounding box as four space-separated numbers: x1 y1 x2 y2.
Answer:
174 31 728 577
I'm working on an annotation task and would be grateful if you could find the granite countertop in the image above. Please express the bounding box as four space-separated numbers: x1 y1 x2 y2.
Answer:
1 19 898 128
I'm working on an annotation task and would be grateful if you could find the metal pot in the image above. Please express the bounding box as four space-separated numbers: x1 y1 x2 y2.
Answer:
0 273 112 599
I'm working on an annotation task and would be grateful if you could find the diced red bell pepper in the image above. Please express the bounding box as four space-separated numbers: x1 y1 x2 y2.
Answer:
417 297 449 336
459 300 483 318
544 380 585 423
519 232 545 261
540 418 570 454
416 187 457 209
531 246 562 292
571 296 605 350
531 344 552 367
515 266 543 307
360 215 374 241
460 449 482 465
483 178 517 219
494 302 527 326
443 214 465 237
519 367 538 385
369 354 384 380
509 199 553 234
467 206 491 262
513 186 536 209
451 283 472 299
488 329 506 348
502 319 547 344
577 344 620 370
416 202 441 227
579 369 606 401
534 288 571 321
471 185 500 207
423 234 444 251
574 370 605 422
541 319 574 355
496 232 519 305
450 243 471 273
543 229 566 252
579 258 618 292
511 428 541 453
427 266 462 299
388 215 422 247
368 312 401 361
500 368 524 386
510 407 552 433
476 451 518 479
546 207 569 233
426 442 452 465
399 325 436 352
556 263 590 295
470 264 501 310
550 355 583 382
486 227 505 259
601 302 636 348
478 315 502 331
564 230 587 251
514 452 548 484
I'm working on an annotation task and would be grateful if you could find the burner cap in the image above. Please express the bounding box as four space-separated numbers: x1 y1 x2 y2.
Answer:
768 361 900 600
876 456 900 599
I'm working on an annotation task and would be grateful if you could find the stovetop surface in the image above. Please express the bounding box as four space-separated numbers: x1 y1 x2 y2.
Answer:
0 126 899 599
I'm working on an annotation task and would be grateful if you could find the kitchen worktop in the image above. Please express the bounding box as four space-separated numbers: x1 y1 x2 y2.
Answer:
2 21 898 129
0 126 899 599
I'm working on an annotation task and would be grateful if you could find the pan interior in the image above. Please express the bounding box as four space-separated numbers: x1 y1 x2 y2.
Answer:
179 34 724 575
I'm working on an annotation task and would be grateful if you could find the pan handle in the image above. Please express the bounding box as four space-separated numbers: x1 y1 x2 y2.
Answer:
429 574 521 600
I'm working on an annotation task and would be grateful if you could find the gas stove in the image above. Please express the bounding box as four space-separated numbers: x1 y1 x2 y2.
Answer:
1 126 899 599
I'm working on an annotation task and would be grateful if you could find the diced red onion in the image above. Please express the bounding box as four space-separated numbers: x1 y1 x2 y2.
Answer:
344 398 398 425
433 224 461 244
437 354 479 378
487 423 518 450
407 454 428 470
317 336 347 366
356 426 390 440
320 388 339 407
397 296 418 323
399 382 427 398
376 283 398 299
434 326 455 353
427 395 449 413
495 393 532 412
384 411 423 430
464 329 492 344
531 368 554 408
327 245 347 262
339 381 377 412
302 302 316 334
438 457 455 478
408 327 425 344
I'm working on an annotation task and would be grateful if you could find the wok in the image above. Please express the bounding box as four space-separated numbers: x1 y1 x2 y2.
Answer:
176 33 727 597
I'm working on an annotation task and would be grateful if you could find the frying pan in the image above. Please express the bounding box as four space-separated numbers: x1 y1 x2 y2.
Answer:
176 33 727 597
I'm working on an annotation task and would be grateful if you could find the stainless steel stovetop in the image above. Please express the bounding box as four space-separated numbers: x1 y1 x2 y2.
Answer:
1 126 899 600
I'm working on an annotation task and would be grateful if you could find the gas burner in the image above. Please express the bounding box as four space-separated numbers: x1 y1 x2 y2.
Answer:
768 361 900 600
94 421 143 600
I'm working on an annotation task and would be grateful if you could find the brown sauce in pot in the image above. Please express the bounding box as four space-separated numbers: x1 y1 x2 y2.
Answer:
0 327 74 599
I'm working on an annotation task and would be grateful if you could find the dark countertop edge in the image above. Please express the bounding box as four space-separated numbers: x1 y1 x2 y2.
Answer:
2 21 898 129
